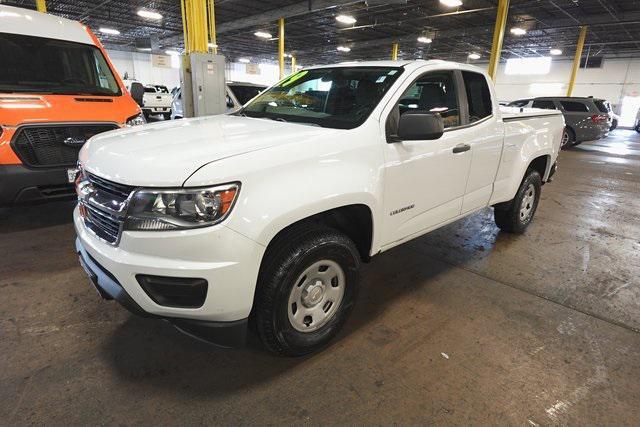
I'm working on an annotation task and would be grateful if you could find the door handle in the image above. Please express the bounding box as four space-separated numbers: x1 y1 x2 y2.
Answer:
452 144 471 154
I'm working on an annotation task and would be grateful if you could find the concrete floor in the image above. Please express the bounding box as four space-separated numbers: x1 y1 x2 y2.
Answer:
1 130 639 425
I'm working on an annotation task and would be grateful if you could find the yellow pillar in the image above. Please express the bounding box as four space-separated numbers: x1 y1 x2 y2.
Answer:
181 0 189 53
35 0 46 13
183 0 208 53
208 0 218 54
278 18 285 79
487 0 510 80
391 43 399 60
291 56 296 74
567 26 588 96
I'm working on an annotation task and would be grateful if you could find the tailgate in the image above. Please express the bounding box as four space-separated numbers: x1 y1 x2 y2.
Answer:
143 94 172 108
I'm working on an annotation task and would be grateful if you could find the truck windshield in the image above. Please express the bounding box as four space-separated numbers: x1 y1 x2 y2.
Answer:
238 67 404 129
0 32 121 96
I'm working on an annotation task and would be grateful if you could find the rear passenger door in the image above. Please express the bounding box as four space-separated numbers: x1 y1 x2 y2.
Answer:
459 71 504 213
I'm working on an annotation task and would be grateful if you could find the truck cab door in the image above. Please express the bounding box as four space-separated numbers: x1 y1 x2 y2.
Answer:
380 70 472 248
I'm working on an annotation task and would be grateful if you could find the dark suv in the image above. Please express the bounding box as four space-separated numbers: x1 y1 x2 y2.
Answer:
508 97 610 148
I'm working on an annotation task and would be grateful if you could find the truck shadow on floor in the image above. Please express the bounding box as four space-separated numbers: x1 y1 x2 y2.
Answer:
99 224 512 396
0 200 75 233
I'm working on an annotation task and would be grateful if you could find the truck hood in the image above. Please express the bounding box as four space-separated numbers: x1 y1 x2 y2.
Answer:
80 114 334 187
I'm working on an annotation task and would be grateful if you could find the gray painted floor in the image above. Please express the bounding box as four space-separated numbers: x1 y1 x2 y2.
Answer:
1 130 639 425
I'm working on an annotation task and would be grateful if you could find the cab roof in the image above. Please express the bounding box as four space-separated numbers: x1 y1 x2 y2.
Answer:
306 59 488 75
0 5 93 45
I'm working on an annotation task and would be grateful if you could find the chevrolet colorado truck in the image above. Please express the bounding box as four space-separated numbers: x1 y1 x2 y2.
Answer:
75 60 563 356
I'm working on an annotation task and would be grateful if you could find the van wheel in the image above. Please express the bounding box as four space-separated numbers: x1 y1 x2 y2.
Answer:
253 224 360 356
561 127 575 149
494 169 542 234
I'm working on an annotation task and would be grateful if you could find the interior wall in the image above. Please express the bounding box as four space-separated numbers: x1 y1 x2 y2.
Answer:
106 50 181 89
490 58 640 111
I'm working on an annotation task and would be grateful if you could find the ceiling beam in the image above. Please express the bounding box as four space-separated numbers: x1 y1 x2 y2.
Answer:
216 0 364 34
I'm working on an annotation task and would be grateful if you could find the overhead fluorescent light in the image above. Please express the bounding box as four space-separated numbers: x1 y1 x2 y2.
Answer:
99 27 120 35
208 43 218 48
440 0 463 7
505 56 552 75
510 27 526 36
550 48 562 55
417 36 432 44
337 46 351 52
254 31 272 39
468 53 481 60
137 10 162 20
165 50 180 56
238 58 250 63
335 14 357 25
137 47 151 51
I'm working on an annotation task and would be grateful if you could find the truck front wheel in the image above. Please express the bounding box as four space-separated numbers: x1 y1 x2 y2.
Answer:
253 224 360 356
494 169 542 233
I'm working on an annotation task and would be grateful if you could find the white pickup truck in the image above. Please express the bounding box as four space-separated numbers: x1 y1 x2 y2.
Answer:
75 60 563 356
141 85 173 119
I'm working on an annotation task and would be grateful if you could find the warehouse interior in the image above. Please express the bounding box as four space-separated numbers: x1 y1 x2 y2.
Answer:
1 0 639 425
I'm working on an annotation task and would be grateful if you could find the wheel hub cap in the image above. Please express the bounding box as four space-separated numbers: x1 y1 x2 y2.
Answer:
287 260 346 333
519 183 536 222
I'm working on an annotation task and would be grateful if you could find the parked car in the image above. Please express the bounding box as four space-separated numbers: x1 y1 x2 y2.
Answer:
508 97 609 148
75 60 563 355
592 98 619 131
171 82 267 119
0 5 144 206
141 85 173 120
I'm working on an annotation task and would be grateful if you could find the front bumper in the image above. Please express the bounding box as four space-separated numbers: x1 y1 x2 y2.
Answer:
0 164 76 206
74 206 265 346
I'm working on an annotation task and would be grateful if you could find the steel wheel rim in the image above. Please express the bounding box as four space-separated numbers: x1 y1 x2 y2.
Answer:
561 131 569 147
287 260 346 333
519 183 536 222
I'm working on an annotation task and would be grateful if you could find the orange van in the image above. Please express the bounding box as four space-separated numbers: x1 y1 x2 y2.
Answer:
0 5 144 206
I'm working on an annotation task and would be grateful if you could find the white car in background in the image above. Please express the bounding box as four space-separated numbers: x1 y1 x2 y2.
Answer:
141 85 173 120
171 82 267 119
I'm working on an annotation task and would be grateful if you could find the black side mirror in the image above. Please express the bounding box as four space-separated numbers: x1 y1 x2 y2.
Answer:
396 111 444 141
129 82 145 107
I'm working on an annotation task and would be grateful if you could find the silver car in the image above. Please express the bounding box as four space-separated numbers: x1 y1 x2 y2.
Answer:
508 97 610 148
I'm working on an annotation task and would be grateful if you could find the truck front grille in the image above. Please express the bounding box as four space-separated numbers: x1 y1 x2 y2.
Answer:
80 173 135 245
11 124 118 168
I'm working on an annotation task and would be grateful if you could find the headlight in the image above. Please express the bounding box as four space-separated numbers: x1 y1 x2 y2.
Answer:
124 183 240 231
125 113 146 127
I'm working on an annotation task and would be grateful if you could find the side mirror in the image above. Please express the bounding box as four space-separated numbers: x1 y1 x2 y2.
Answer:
129 82 145 107
397 111 444 141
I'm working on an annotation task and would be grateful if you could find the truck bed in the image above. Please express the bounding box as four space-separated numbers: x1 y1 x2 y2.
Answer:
500 106 563 121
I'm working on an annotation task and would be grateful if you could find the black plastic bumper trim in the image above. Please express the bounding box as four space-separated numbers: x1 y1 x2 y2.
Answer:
75 238 247 348
0 164 75 206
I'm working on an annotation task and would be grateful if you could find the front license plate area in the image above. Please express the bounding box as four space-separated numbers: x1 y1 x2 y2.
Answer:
67 168 79 183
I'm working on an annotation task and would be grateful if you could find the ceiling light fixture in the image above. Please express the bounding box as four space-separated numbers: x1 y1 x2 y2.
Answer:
550 48 562 55
137 10 162 20
468 53 481 60
238 58 251 63
254 31 272 39
510 27 526 36
337 46 351 52
417 36 432 44
335 14 357 25
440 0 463 7
165 50 180 56
99 27 120 35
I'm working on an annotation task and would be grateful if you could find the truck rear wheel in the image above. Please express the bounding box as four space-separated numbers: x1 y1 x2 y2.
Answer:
494 169 542 234
253 224 360 356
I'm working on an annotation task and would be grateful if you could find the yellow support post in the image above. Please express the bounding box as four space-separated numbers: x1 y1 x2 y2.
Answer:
35 0 46 13
487 0 510 80
567 26 588 96
391 43 399 61
184 0 208 53
208 0 218 54
291 56 296 74
278 18 285 79
181 0 189 53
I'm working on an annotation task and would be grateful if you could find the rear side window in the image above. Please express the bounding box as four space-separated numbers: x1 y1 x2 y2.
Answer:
509 99 530 107
593 99 609 113
560 101 589 112
532 100 556 110
462 71 492 123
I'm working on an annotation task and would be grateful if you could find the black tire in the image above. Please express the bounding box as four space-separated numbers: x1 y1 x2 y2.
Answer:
163 113 171 120
610 119 617 131
561 127 575 149
494 169 542 234
253 224 360 356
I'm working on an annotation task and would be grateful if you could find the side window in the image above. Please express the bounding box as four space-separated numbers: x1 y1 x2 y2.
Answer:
396 71 460 129
462 71 492 123
509 99 530 107
532 100 556 110
560 101 589 112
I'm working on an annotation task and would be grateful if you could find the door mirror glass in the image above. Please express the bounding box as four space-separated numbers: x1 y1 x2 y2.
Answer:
129 82 145 107
397 111 444 141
